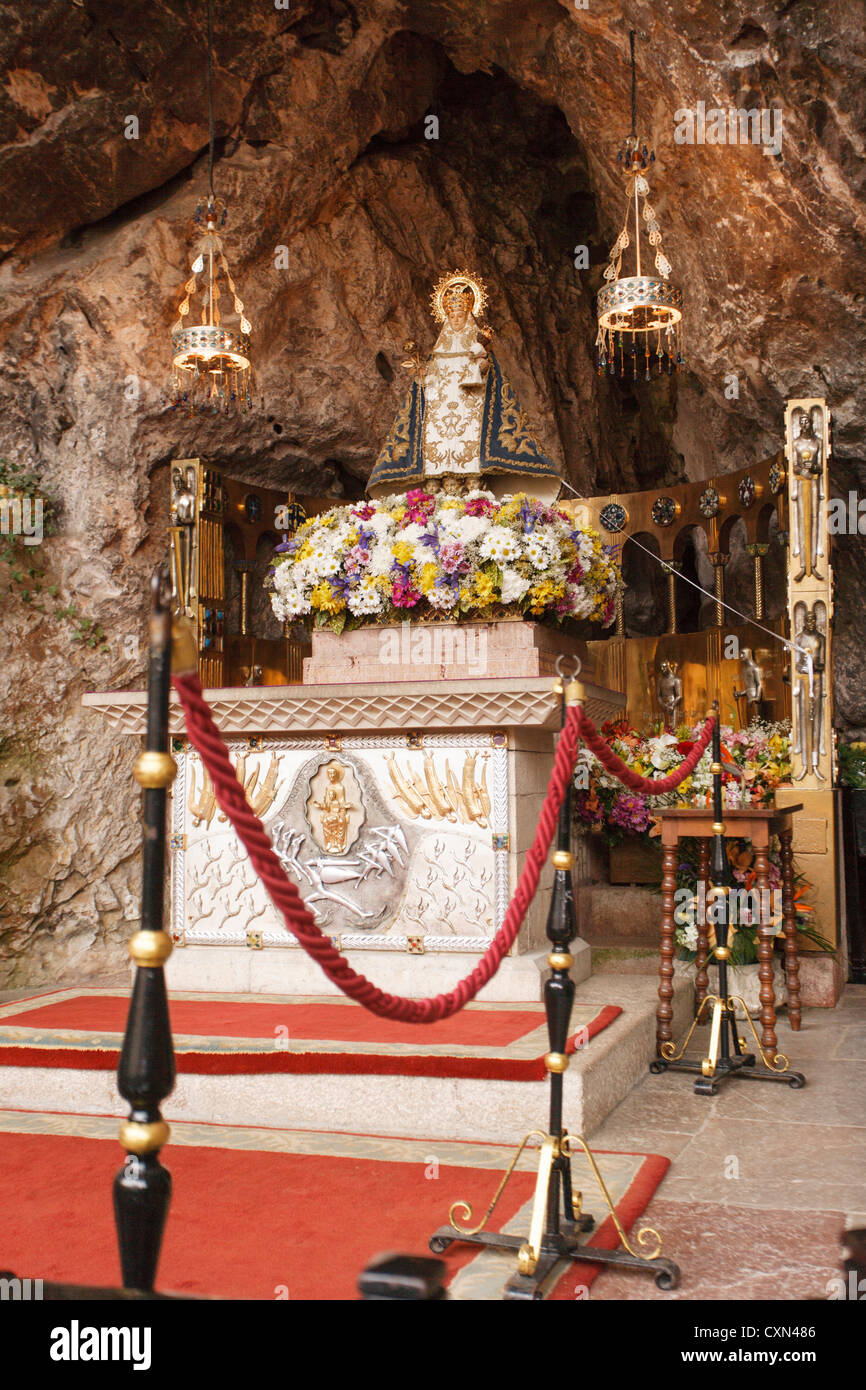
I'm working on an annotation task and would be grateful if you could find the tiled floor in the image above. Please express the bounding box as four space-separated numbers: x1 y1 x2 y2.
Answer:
586 984 866 1300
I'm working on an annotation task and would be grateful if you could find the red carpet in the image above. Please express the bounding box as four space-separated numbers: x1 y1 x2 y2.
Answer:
0 1118 668 1300
0 989 621 1081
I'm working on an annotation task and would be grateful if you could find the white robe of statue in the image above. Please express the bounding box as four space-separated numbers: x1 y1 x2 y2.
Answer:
421 317 489 479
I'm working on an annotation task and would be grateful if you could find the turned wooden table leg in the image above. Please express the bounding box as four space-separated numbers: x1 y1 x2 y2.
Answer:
754 839 777 1054
779 826 802 1031
695 837 710 1010
658 839 679 1050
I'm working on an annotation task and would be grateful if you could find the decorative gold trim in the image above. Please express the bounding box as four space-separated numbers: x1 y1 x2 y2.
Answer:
547 951 574 970
552 850 574 871
660 993 716 1062
521 1135 558 1273
727 995 789 1072
562 1134 662 1261
128 930 173 967
171 618 198 675
430 268 489 323
133 751 177 789
545 1051 569 1073
119 1119 170 1155
448 1129 547 1236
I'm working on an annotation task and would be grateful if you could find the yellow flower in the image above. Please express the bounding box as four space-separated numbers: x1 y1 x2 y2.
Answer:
317 514 337 529
391 541 413 563
391 506 407 524
474 572 496 606
439 497 463 510
311 582 345 614
297 540 314 560
419 562 438 594
527 579 557 612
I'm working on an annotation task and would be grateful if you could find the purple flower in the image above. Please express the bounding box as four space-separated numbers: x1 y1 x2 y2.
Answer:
610 793 651 834
439 541 469 575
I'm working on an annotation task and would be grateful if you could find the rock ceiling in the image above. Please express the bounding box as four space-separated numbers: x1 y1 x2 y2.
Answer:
0 0 864 980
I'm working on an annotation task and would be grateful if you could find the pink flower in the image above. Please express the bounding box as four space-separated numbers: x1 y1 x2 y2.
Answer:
464 497 495 517
439 541 469 574
393 578 422 608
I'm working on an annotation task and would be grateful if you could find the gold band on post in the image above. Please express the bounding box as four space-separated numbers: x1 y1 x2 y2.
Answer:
119 1119 170 1156
552 850 574 871
129 930 173 967
133 751 177 789
712 821 726 835
545 1052 569 1074
710 762 722 775
564 680 586 706
548 951 574 971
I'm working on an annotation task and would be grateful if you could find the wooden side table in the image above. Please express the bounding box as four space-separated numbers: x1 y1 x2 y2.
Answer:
655 805 803 1055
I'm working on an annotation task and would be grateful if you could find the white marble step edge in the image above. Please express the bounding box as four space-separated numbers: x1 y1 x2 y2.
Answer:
0 976 693 1147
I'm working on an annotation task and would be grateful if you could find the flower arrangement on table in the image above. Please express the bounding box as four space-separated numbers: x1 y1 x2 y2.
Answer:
573 716 792 848
672 838 832 966
268 489 619 634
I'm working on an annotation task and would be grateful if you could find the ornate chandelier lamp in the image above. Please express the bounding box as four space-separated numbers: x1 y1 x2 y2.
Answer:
596 31 683 380
171 0 253 415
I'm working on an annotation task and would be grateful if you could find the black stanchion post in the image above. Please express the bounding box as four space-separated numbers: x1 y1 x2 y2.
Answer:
113 570 178 1291
429 658 680 1298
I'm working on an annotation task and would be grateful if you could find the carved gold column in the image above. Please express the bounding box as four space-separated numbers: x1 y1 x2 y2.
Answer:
746 543 769 621
708 552 729 628
662 560 681 634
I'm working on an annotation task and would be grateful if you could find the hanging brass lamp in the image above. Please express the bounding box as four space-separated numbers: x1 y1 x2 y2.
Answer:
171 0 253 415
596 32 683 380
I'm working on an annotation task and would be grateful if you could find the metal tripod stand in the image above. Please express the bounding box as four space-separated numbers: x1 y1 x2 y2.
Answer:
650 707 806 1095
429 661 680 1299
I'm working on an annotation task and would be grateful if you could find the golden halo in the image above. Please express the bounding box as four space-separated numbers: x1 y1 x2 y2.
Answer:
430 268 489 323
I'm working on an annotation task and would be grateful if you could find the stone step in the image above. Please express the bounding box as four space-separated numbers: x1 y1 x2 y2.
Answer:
580 884 660 947
590 944 660 975
0 975 693 1146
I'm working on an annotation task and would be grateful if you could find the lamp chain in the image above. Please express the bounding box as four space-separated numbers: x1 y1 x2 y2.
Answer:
629 29 637 138
206 0 215 199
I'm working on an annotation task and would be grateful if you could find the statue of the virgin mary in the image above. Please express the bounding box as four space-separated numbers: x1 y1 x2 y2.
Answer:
367 269 562 503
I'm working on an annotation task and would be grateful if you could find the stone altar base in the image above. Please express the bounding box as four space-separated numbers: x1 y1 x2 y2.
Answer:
303 618 591 686
84 621 623 1003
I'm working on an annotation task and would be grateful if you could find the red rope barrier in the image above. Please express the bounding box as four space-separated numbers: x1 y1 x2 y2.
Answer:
171 672 580 1023
574 708 716 793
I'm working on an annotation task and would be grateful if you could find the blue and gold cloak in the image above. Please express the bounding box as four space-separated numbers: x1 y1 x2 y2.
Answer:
367 353 561 497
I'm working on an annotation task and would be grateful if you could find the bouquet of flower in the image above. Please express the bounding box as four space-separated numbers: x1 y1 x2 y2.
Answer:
268 489 619 634
574 717 792 848
671 838 831 965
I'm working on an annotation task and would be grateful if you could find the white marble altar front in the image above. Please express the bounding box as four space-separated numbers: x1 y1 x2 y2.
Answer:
84 623 623 1000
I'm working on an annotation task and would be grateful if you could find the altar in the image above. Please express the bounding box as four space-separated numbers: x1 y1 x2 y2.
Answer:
85 623 623 999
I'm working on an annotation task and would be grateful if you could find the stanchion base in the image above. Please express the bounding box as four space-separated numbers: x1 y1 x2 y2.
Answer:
651 1053 806 1095
429 1218 680 1300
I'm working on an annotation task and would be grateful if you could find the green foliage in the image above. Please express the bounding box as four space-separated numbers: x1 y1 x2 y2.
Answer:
0 457 109 656
838 741 866 789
